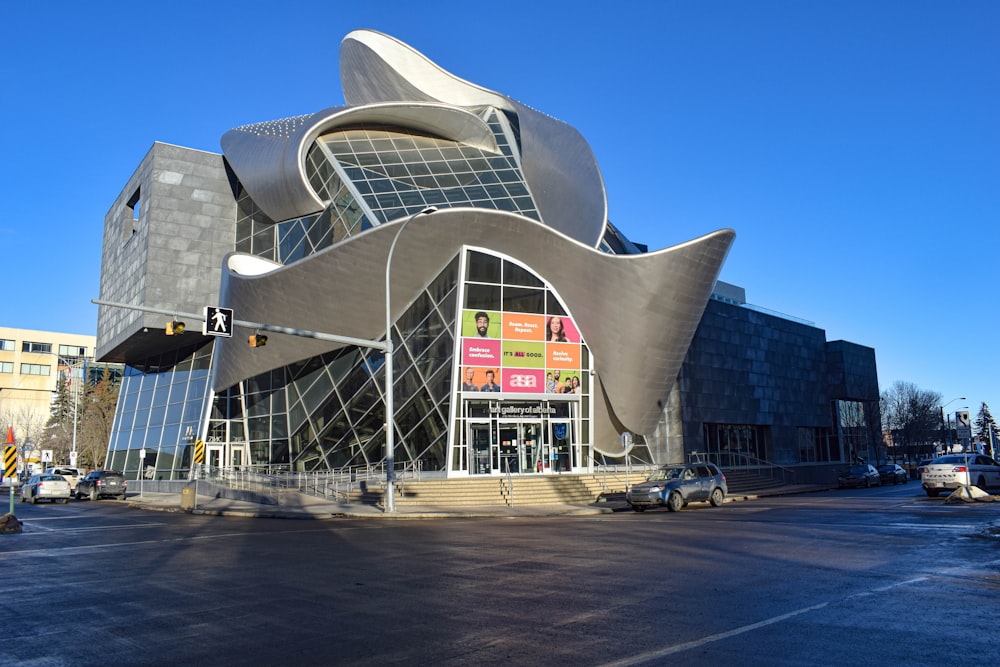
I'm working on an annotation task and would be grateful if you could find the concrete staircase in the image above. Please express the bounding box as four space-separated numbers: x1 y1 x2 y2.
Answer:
362 474 612 507
355 466 792 508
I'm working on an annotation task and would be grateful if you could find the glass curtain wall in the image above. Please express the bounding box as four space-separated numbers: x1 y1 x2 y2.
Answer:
207 256 460 474
106 343 213 480
450 248 593 475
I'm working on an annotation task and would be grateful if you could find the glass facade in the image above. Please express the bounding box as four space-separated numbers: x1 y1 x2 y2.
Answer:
313 108 540 226
450 250 593 475
106 344 213 479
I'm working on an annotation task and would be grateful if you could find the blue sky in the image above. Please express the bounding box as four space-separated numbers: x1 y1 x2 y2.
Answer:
2 1 996 418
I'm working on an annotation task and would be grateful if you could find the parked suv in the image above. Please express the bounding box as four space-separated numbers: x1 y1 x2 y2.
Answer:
76 470 127 501
626 463 728 512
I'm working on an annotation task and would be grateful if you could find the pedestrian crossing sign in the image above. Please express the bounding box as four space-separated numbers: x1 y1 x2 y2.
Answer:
203 307 234 337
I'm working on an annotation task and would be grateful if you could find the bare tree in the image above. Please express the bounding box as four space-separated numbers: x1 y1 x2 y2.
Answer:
76 366 120 470
880 381 942 459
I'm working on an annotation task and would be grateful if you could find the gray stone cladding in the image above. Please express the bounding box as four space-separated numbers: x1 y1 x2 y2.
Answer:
677 298 879 464
97 143 236 362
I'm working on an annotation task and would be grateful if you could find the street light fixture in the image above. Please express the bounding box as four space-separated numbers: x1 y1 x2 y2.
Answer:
940 396 966 454
384 206 437 513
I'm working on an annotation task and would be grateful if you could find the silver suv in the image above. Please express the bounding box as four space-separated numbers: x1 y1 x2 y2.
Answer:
627 463 728 512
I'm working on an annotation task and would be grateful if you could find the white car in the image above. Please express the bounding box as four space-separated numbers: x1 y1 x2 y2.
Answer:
921 454 1000 497
20 474 72 504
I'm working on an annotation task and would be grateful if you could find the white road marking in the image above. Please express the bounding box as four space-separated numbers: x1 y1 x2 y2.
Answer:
594 574 953 667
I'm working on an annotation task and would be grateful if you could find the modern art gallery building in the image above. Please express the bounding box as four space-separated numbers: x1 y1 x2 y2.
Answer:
95 30 880 484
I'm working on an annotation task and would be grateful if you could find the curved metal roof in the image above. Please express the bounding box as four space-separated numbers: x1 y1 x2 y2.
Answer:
338 29 608 247
221 102 500 223
211 208 734 436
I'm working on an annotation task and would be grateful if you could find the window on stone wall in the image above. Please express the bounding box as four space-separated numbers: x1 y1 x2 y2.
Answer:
124 187 140 241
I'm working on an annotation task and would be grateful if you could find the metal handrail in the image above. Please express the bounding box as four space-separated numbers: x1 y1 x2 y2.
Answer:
191 460 426 504
687 451 796 484
503 457 513 507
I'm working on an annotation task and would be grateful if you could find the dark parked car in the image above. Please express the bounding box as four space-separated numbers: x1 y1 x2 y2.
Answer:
76 470 127 501
626 463 727 512
877 464 908 485
838 464 881 488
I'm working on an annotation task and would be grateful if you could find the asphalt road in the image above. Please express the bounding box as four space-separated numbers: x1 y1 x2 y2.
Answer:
1 483 997 666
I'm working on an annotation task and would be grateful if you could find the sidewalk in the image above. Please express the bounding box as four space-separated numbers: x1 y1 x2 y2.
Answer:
125 483 831 520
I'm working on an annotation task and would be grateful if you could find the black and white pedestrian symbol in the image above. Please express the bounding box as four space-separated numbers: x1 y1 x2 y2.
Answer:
202 306 234 337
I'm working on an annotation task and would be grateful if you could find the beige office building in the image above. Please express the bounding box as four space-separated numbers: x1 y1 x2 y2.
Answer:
0 326 95 450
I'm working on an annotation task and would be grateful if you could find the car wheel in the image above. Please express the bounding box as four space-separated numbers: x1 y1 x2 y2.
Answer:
976 476 988 491
925 489 939 497
666 491 684 512
633 505 645 512
710 487 725 507
90 488 99 502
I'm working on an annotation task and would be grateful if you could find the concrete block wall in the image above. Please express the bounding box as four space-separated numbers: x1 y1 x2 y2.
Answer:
97 143 237 362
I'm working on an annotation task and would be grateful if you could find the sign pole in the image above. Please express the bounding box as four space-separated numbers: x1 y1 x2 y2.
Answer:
5 426 16 514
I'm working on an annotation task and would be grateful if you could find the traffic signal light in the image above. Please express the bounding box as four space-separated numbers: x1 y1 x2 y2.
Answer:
248 333 268 348
165 320 186 335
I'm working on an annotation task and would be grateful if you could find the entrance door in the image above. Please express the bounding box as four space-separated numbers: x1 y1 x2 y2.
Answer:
498 423 519 473
521 422 542 474
549 420 573 472
497 421 544 474
205 443 251 469
468 422 492 475
230 444 250 469
207 445 224 469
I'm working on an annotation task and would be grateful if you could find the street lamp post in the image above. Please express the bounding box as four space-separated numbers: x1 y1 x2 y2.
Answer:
383 206 437 513
56 354 86 466
940 397 966 455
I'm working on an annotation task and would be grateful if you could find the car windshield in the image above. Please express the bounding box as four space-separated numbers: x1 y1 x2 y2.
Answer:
40 475 63 481
848 466 868 475
647 467 684 482
934 456 968 465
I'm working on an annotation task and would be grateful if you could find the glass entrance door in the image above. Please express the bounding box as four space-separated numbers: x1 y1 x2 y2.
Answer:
205 443 251 469
498 422 518 473
207 445 224 469
468 421 492 475
549 420 573 472
497 421 544 474
521 422 542 473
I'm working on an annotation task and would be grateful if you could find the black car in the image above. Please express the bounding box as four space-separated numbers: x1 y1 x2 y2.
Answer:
76 470 127 501
838 464 881 488
876 464 908 485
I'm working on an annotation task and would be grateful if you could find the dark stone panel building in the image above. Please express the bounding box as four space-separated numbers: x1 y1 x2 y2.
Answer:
675 284 880 482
